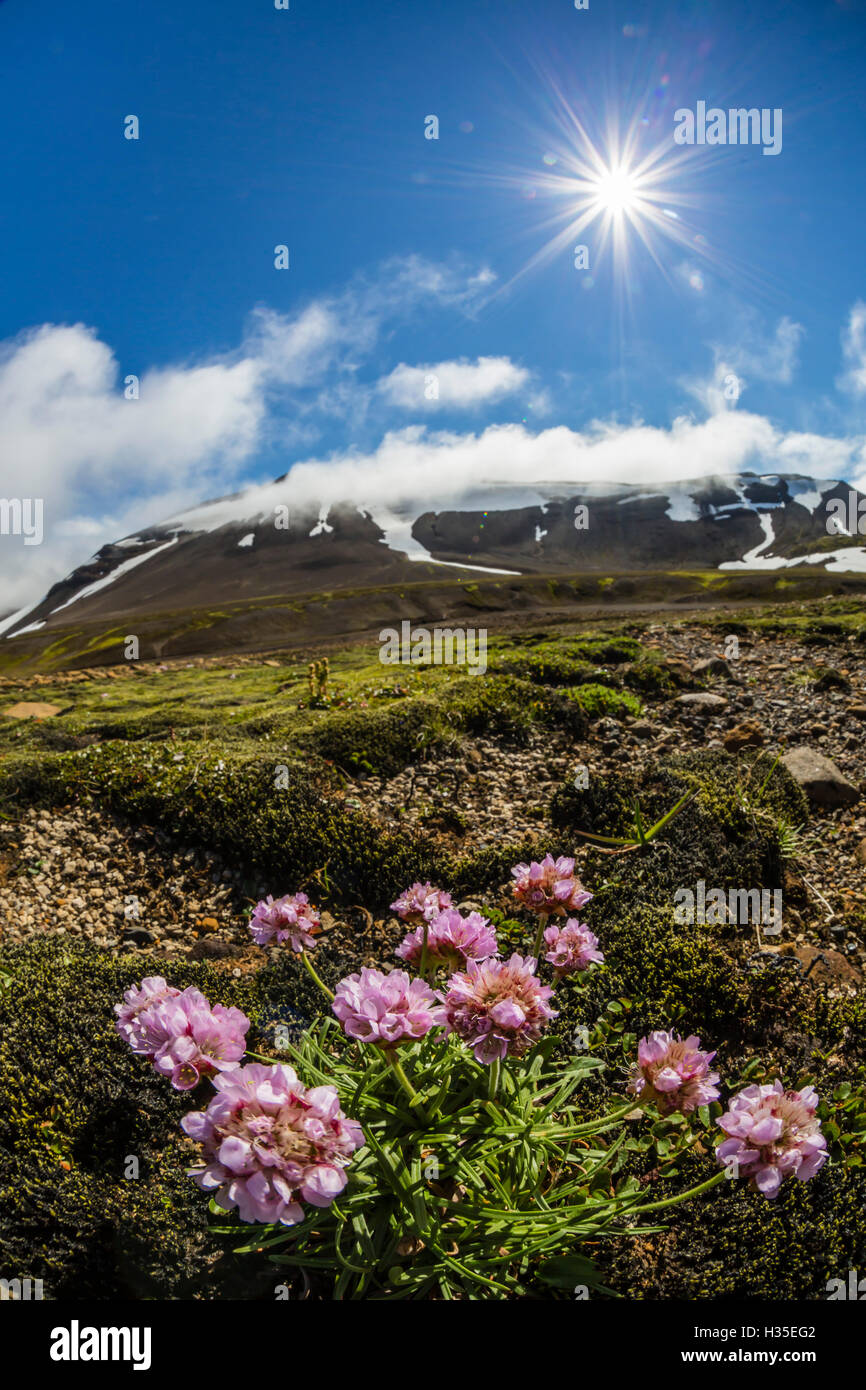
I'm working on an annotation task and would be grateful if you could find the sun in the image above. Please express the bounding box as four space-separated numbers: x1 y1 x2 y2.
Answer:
590 164 641 216
470 86 727 305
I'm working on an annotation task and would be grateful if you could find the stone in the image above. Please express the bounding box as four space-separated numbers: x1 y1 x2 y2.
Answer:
847 704 866 721
630 721 655 740
693 657 731 679
674 692 728 714
795 946 861 989
189 939 242 961
661 657 691 684
723 721 764 753
856 838 866 866
780 746 860 808
812 668 851 692
121 926 155 946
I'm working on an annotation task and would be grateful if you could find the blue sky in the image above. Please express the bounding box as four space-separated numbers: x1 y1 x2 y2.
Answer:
2 0 866 605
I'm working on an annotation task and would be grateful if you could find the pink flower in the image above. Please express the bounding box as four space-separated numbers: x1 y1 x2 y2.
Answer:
543 919 604 976
332 967 443 1046
396 908 498 971
114 976 180 1050
628 1031 720 1115
117 984 250 1090
249 892 320 952
715 1081 828 1199
440 953 558 1064
181 1062 364 1225
511 855 593 917
390 882 454 924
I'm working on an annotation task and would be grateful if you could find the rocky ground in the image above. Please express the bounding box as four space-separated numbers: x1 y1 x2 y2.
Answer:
1 623 865 991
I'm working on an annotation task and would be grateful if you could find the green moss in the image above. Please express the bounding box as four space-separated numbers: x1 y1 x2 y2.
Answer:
564 683 643 719
603 1154 866 1299
550 752 809 1044
438 674 587 743
0 939 320 1298
307 696 445 775
492 650 619 688
0 744 436 907
623 661 677 697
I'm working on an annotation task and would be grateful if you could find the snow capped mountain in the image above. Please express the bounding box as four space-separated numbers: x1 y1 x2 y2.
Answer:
2 471 865 646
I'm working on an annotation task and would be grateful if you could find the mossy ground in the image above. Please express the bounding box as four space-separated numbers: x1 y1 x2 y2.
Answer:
1 619 864 1298
0 939 344 1300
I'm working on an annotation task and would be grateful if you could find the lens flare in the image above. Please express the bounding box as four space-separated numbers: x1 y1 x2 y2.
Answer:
590 164 641 215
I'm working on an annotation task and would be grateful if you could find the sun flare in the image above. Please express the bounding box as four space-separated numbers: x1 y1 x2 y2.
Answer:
591 164 641 216
485 88 722 301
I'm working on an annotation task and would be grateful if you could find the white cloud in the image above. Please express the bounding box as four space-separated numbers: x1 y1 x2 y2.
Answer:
0 256 497 611
713 313 803 393
377 356 529 409
683 313 805 415
839 300 866 396
160 410 865 538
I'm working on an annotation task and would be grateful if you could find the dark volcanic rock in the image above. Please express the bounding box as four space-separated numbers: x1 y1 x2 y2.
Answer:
781 746 860 808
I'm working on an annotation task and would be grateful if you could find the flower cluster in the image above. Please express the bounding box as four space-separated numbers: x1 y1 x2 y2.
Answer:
182 1062 364 1225
123 854 830 1243
511 855 593 917
115 978 249 1090
390 881 453 924
440 954 558 1064
628 1031 720 1116
115 975 180 1046
715 1081 828 1198
249 892 320 952
332 967 443 1046
396 907 498 971
543 919 603 977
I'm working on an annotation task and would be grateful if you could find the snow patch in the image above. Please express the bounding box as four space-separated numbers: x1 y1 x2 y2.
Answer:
720 514 780 568
50 538 179 614
373 511 521 575
664 489 701 522
0 599 42 639
784 476 834 517
721 509 866 571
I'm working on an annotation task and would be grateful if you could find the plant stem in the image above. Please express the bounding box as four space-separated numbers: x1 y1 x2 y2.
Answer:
532 915 548 960
301 950 334 1002
487 1058 501 1100
568 1098 641 1136
630 1167 728 1215
386 1051 429 1121
419 921 430 978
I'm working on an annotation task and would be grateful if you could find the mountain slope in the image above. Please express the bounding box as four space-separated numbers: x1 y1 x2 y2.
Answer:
2 471 865 658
